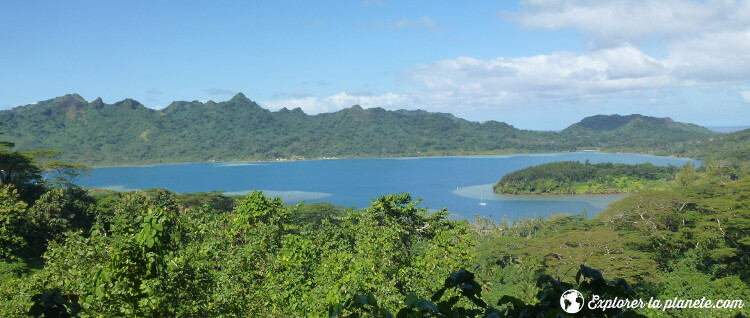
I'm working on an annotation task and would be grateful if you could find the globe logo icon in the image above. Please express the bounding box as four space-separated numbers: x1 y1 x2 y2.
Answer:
560 289 584 314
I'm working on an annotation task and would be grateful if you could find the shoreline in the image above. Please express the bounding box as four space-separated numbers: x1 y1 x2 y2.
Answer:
88 150 694 168
453 184 633 200
493 191 640 196
89 150 542 168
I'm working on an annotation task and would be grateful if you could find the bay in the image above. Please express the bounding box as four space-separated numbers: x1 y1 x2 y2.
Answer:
77 152 696 219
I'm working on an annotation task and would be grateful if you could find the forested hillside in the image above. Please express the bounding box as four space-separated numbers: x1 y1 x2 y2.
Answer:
557 114 716 152
669 128 750 161
0 94 717 165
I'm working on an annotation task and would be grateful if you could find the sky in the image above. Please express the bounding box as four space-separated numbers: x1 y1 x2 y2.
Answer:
1 0 750 130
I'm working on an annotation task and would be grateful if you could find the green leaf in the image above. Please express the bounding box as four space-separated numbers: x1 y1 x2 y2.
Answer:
431 287 447 302
412 299 439 313
497 295 527 310
404 293 418 306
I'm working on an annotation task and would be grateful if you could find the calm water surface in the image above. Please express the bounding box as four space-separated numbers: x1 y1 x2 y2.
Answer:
78 152 696 219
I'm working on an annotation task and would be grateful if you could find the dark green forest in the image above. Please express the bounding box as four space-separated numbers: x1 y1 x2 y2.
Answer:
669 128 750 161
0 94 718 165
493 161 679 194
2 118 749 317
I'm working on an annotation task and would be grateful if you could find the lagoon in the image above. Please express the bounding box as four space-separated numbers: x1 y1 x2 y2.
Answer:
77 152 696 220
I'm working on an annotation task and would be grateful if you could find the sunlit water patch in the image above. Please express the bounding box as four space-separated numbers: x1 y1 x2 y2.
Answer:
212 162 268 167
95 185 141 192
223 189 331 202
453 184 628 214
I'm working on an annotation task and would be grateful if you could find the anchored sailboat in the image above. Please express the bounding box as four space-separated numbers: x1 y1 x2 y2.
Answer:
479 195 487 206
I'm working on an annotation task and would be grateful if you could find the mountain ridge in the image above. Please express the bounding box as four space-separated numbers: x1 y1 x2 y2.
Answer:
0 94 719 165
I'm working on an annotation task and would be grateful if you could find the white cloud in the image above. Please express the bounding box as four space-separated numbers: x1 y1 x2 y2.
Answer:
205 88 237 96
267 33 748 117
262 92 409 114
510 0 750 47
391 16 436 30
668 30 750 83
507 0 750 85
741 90 750 103
364 16 438 31
401 1 750 110
401 45 673 107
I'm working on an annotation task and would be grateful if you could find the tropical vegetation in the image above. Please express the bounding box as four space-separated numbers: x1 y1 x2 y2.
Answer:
1 116 748 317
493 161 679 194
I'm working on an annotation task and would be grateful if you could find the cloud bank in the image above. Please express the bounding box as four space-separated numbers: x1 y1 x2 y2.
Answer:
265 0 750 120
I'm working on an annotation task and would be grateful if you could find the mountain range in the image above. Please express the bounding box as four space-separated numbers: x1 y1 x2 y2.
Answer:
0 93 719 165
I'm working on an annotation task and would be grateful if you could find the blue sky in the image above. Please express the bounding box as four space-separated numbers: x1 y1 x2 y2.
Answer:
1 0 749 129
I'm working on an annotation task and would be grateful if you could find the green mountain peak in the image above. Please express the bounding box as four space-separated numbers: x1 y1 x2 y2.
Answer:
112 98 146 110
574 114 677 131
89 97 105 109
230 92 249 102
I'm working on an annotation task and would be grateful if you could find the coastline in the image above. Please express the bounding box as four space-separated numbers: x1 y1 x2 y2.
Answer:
453 183 633 200
88 149 542 168
87 149 696 168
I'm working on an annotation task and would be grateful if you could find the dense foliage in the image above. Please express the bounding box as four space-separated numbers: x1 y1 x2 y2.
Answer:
0 150 476 316
669 128 750 161
493 161 679 194
0 158 746 317
0 94 717 165
1 121 748 317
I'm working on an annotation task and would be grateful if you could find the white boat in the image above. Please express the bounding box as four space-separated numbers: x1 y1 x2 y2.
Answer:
479 195 487 206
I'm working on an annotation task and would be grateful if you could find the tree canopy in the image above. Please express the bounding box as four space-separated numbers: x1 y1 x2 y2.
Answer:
493 161 678 194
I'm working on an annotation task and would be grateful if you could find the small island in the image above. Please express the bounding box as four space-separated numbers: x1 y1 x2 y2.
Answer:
493 161 678 194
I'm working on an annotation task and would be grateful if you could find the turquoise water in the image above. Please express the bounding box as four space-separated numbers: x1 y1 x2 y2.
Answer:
77 152 696 219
